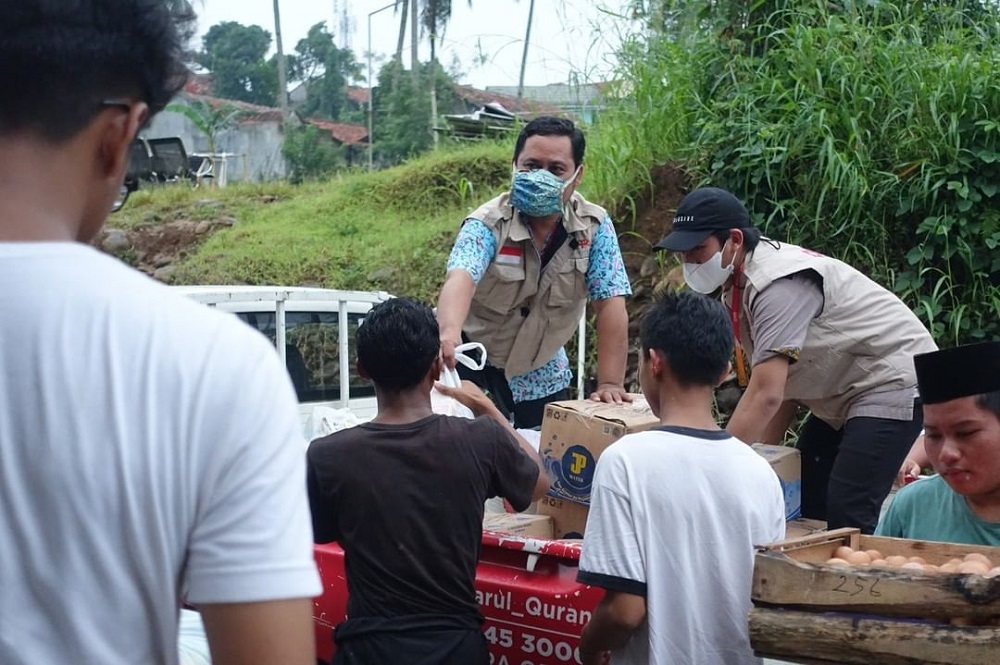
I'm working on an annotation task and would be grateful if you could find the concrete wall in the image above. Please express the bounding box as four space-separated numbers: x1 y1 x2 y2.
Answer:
144 109 288 182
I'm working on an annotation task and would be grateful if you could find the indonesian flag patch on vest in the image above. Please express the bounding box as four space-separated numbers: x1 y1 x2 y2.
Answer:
497 244 523 265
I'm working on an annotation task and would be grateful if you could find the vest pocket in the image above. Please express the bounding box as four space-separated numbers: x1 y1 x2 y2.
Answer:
478 264 526 316
549 258 588 308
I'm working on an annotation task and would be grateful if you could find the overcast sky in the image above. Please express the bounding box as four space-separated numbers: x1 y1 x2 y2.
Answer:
193 0 639 89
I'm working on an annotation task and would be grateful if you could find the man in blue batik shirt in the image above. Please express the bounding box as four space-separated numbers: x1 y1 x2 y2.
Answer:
436 117 632 428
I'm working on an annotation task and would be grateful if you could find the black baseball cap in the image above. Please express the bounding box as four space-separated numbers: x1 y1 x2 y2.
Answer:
915 341 1000 405
655 187 751 252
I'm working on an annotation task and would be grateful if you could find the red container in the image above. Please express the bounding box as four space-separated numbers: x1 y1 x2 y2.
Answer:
313 532 604 665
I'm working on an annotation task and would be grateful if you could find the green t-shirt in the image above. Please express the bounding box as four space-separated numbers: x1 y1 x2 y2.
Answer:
876 475 1000 546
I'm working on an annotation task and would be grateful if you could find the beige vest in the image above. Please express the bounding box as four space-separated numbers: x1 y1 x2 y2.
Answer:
464 191 605 379
732 241 937 428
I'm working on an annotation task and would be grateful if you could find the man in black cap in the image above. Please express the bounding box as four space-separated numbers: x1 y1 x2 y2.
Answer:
656 187 937 533
877 342 1000 545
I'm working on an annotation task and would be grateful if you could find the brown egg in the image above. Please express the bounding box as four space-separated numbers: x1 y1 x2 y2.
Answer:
884 555 908 567
865 549 884 561
869 559 889 568
958 561 991 576
900 561 925 571
947 558 965 567
985 567 1000 579
833 546 855 560
939 563 960 574
847 550 872 565
907 556 927 565
923 564 940 573
825 557 852 567
964 553 993 568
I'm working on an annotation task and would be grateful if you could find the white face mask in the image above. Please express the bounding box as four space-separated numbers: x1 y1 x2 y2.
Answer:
683 243 734 294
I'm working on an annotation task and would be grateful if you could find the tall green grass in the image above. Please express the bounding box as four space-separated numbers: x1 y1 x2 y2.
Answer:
591 0 1000 344
124 142 513 302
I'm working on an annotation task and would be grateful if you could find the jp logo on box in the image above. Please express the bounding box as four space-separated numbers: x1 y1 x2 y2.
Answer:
540 399 659 506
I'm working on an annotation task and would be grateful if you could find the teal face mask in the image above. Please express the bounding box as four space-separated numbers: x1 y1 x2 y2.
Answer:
510 167 578 217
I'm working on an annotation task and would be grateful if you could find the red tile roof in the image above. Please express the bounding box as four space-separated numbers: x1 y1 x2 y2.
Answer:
184 93 285 123
453 85 563 116
307 119 369 145
347 86 370 105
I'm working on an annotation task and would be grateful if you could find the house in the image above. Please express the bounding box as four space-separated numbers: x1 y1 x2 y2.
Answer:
305 119 369 166
144 93 291 181
144 83 369 181
485 82 609 123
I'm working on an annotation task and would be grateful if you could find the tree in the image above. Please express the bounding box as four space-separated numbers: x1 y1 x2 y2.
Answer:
165 99 244 153
419 0 507 141
198 22 277 106
291 22 364 121
373 58 457 164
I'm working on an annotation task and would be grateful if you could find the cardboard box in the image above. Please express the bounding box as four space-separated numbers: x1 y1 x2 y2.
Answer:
540 398 659 506
751 443 802 521
536 495 590 539
482 512 553 540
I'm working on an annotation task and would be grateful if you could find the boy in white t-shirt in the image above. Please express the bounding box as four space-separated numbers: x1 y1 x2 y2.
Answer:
1 3 319 664
577 291 786 665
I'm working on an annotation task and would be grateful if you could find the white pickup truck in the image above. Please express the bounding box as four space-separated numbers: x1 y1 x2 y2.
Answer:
175 285 591 433
175 285 605 665
174 285 393 429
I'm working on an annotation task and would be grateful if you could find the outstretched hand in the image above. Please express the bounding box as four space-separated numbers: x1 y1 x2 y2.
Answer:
440 337 459 370
589 383 632 405
896 458 922 487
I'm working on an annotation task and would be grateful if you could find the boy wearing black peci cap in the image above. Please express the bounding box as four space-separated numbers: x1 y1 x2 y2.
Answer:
655 187 938 534
877 341 1000 546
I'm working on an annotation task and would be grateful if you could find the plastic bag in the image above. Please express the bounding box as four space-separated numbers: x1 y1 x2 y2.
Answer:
307 405 361 441
430 342 486 420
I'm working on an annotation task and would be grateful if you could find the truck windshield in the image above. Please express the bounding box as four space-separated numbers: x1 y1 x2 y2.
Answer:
237 311 375 403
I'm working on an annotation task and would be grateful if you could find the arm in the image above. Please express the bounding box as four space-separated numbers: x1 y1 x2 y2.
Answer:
579 591 647 665
435 379 551 500
897 434 928 486
728 273 823 443
200 599 315 665
726 356 790 444
757 400 800 445
306 450 339 544
437 220 495 369
437 270 476 370
590 295 631 404
584 216 633 404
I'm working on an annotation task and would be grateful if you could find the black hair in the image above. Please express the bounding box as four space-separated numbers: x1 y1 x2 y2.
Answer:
640 291 734 387
1 0 193 142
976 391 1000 421
711 227 763 252
513 116 585 167
356 298 440 393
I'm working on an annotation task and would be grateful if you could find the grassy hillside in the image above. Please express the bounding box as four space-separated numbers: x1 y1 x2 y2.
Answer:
114 142 514 302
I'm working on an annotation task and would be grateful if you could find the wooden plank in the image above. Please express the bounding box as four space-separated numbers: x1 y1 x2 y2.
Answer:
860 534 1000 564
758 528 858 564
750 606 1000 665
753 550 1000 619
784 518 828 541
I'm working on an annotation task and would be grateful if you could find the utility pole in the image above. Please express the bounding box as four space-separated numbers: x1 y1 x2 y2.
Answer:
273 0 289 120
517 0 535 98
368 2 397 171
410 0 419 85
428 0 438 147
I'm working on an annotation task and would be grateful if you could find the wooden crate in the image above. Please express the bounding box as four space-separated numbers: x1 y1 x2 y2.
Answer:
751 529 1000 665
753 528 1000 621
